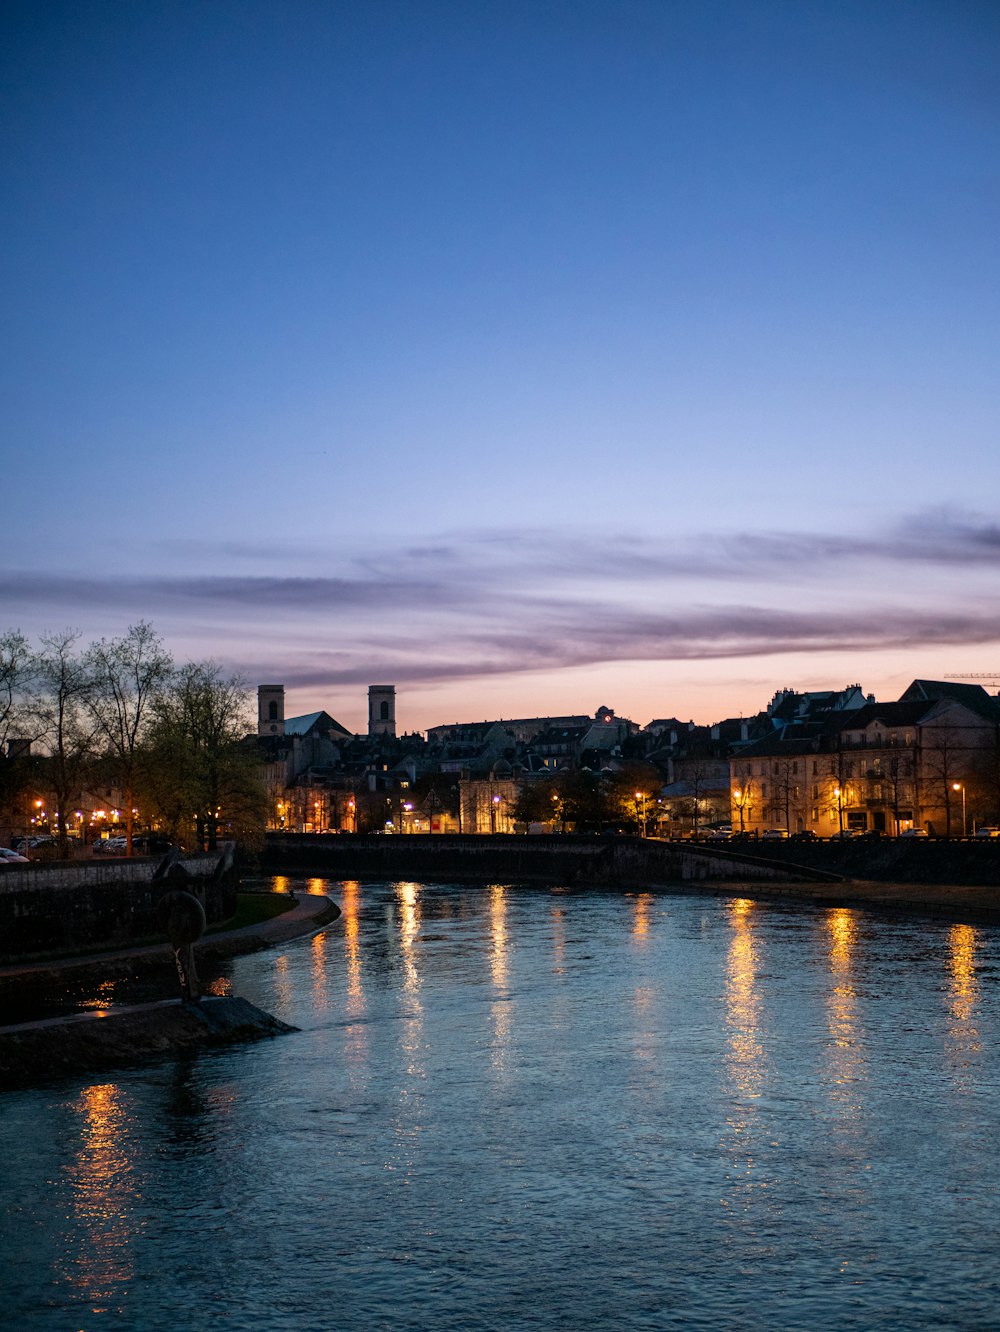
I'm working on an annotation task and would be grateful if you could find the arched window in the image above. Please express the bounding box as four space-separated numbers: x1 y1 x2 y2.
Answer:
380 701 390 721
268 701 278 721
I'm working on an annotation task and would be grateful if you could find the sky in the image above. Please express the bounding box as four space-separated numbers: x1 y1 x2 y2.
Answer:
2 0 999 734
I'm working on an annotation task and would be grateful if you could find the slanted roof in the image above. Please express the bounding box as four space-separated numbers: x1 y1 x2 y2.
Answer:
284 710 352 738
837 701 931 732
899 680 1000 721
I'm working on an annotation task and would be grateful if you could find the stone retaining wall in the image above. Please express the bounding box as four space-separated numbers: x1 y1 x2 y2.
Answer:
261 832 840 886
0 857 237 962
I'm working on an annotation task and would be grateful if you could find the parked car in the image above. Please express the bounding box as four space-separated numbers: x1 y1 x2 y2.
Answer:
899 828 929 838
761 829 789 840
0 846 30 864
790 830 818 841
132 834 174 854
829 829 860 839
974 826 1000 838
93 836 128 854
704 829 732 842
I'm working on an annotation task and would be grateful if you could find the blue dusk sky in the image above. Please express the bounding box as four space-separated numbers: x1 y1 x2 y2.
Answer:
2 0 999 733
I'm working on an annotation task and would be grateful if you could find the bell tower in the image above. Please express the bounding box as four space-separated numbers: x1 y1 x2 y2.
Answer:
368 684 396 737
258 684 285 736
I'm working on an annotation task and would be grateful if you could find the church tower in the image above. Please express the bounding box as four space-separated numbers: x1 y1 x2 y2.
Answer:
368 684 396 737
258 684 285 736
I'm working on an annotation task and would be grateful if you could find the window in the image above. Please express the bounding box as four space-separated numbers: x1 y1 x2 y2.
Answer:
380 701 390 721
268 701 278 721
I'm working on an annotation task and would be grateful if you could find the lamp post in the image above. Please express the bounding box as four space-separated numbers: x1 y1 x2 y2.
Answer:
733 789 745 835
833 786 844 836
953 782 967 837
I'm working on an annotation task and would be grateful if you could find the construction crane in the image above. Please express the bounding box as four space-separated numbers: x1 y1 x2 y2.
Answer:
945 672 1000 685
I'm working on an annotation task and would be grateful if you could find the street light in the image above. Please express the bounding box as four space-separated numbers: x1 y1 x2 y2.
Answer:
833 786 844 835
635 791 647 838
733 788 745 835
491 793 501 834
953 782 967 837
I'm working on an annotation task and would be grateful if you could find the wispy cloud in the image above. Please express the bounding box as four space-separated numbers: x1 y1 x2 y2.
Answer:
4 508 999 688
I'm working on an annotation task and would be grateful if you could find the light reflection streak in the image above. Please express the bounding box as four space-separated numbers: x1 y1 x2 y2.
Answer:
946 923 981 1089
720 898 770 1222
63 1083 139 1310
489 883 512 1073
337 880 369 1076
306 877 328 896
310 931 329 1012
272 875 290 895
273 952 293 1013
824 908 863 1121
725 898 764 1104
631 892 653 941
550 904 566 975
79 979 117 1012
395 882 425 1075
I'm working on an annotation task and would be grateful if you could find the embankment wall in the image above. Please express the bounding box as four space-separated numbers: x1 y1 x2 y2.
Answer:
0 857 237 962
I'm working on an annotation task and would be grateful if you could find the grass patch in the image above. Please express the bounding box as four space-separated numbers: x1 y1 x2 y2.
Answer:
206 892 297 934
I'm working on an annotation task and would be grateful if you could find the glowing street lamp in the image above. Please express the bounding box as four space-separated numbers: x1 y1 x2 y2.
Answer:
953 782 967 837
733 788 745 835
635 791 647 837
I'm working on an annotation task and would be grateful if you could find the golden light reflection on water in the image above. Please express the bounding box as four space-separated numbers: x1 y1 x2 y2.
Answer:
489 883 512 1073
721 898 769 1216
63 1082 138 1310
824 908 863 1120
340 880 364 1010
396 882 425 1077
273 952 293 1012
205 975 233 997
946 923 981 1085
550 904 566 975
310 931 329 1011
306 877 328 896
338 880 369 1075
79 979 117 1012
725 898 764 1103
631 892 653 941
272 875 290 895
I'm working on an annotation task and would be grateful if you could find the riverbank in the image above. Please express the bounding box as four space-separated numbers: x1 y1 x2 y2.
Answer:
0 891 339 985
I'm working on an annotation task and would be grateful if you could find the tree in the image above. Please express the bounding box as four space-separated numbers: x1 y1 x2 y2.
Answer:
143 663 266 851
603 761 661 832
0 630 34 826
85 622 172 855
32 630 96 855
512 778 562 831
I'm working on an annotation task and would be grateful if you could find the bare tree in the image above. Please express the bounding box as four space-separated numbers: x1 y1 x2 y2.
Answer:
0 630 35 827
85 622 173 855
32 630 96 855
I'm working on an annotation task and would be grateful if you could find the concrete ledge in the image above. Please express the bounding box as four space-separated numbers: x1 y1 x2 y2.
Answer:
0 995 297 1089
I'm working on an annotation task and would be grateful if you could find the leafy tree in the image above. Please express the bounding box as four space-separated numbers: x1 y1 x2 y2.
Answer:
603 761 662 831
85 621 172 855
143 663 266 851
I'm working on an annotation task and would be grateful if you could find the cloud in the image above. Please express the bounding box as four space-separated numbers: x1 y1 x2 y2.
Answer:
4 507 999 690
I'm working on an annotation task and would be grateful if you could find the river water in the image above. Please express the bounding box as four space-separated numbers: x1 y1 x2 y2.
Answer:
2 877 1000 1330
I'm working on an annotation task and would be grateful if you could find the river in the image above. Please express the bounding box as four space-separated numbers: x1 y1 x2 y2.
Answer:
2 877 999 1329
